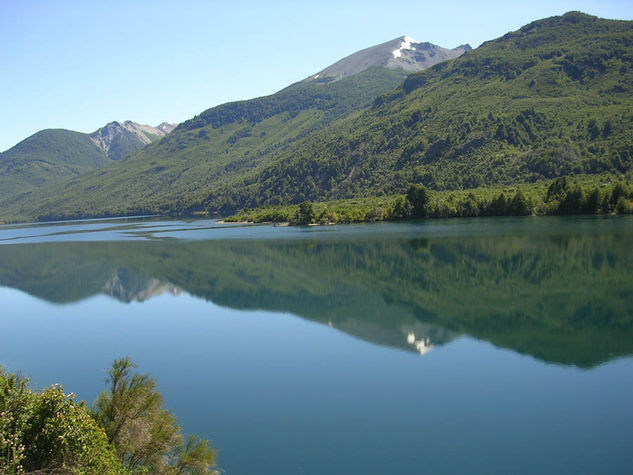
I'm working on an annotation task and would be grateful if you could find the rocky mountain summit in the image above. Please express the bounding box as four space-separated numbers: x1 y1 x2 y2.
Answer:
306 36 470 82
90 120 177 160
156 122 177 134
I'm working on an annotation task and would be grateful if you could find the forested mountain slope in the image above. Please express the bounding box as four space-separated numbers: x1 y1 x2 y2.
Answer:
201 12 633 212
0 129 111 205
2 38 466 221
0 122 175 212
4 12 631 221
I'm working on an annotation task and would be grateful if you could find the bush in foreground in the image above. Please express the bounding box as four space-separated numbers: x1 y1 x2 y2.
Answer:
1 359 217 474
0 368 123 474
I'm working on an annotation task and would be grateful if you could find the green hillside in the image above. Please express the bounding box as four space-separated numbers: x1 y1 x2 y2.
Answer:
0 129 110 207
3 12 632 222
201 12 633 212
3 67 411 221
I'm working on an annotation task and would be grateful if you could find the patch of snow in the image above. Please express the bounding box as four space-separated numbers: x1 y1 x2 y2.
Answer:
392 36 419 58
314 74 319 78
403 36 419 48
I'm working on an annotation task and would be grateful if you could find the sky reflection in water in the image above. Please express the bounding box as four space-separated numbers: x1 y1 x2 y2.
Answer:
1 216 632 474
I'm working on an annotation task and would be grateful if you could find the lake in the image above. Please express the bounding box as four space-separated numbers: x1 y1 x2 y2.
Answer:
1 216 632 474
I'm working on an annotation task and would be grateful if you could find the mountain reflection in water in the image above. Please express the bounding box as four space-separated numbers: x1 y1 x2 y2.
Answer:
0 217 631 367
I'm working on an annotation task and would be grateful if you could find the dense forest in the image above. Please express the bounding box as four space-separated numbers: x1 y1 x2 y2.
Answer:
0 129 111 206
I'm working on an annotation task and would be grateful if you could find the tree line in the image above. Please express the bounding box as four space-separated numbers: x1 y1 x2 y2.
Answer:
225 176 633 225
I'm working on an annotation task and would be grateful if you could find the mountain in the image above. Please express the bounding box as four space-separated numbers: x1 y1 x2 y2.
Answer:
6 13 631 222
0 129 112 203
198 11 633 211
89 120 177 161
0 37 468 221
0 121 175 214
305 36 470 82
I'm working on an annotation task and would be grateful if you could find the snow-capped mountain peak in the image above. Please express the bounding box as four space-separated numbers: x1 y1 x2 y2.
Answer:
392 36 419 58
305 36 471 83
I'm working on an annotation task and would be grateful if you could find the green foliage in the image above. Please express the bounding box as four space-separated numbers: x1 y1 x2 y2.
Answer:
615 195 633 214
509 189 531 215
199 12 633 213
5 68 408 222
180 67 408 131
227 196 402 225
92 357 216 474
22 385 124 474
542 176 633 214
406 184 429 218
292 201 315 225
226 176 632 224
0 367 123 474
0 370 31 473
0 129 111 209
171 435 217 474
1 358 217 474
390 196 412 220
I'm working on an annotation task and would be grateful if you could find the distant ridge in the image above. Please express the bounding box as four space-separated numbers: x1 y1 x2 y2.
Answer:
0 120 176 209
89 120 177 161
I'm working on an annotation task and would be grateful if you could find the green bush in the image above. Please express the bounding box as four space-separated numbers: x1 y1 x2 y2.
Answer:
92 357 217 473
1 368 123 474
1 359 218 474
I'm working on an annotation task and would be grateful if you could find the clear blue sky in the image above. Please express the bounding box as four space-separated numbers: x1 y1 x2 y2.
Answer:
1 0 632 151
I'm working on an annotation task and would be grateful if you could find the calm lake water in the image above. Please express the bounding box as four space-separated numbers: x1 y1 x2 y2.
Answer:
1 216 632 474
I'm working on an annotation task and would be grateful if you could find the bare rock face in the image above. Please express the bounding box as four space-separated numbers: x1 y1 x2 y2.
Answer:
89 120 178 160
305 36 471 82
156 122 177 134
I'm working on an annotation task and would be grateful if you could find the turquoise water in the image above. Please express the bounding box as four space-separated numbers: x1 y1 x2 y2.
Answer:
0 216 632 473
